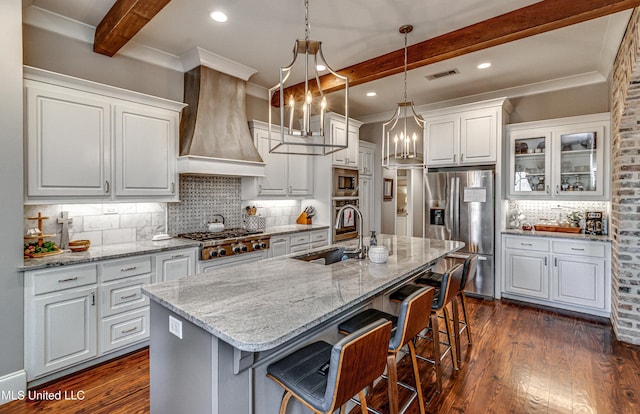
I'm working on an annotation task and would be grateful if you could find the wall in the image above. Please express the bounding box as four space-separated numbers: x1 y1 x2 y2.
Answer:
23 25 183 102
0 0 25 403
610 9 640 345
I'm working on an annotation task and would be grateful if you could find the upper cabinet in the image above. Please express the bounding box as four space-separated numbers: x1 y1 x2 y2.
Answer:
359 140 375 176
327 113 362 169
423 98 512 168
24 67 184 204
506 113 610 200
242 120 314 198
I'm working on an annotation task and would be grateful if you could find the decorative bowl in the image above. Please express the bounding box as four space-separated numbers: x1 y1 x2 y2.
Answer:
368 246 389 264
68 239 90 252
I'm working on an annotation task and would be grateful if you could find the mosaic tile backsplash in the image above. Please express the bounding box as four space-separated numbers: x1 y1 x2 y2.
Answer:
24 203 166 247
507 200 610 233
241 199 302 227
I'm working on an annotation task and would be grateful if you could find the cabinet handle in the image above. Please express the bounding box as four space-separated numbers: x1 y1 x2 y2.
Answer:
556 185 559 195
453 154 457 163
121 266 137 272
546 185 549 194
105 180 110 194
554 257 558 267
120 293 138 300
544 256 547 266
461 153 464 162
289 185 293 193
58 276 78 283
171 182 175 194
171 254 185 259
258 184 263 192
570 248 585 251
91 292 95 306
520 243 533 247
121 327 138 334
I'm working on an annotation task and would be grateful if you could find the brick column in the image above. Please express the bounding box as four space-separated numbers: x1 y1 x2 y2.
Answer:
611 9 640 344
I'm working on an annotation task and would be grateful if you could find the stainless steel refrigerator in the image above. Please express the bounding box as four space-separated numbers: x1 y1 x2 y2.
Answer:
424 170 495 298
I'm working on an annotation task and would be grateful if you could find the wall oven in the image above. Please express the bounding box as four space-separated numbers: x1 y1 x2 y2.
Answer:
333 199 359 242
333 167 359 197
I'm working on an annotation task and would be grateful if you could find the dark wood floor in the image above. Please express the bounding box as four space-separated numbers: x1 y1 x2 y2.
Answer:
2 298 640 414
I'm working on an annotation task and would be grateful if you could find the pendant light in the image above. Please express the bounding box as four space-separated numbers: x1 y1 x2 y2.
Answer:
268 0 349 155
382 25 425 169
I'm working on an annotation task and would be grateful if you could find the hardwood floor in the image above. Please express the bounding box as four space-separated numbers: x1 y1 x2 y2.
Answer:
2 298 640 414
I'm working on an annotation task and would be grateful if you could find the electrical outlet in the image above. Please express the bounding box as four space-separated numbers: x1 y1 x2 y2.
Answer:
169 315 183 339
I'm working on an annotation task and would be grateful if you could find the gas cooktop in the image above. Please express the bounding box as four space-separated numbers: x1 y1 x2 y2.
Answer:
177 229 270 260
177 228 263 242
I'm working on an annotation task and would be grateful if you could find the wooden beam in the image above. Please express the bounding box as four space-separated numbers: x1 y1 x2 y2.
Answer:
94 0 172 57
272 0 640 107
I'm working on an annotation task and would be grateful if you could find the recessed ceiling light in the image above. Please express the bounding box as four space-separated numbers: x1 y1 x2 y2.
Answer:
477 62 492 69
316 64 326 71
210 11 228 22
366 92 377 97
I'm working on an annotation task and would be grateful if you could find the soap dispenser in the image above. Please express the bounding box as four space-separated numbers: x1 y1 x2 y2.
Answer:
369 231 377 246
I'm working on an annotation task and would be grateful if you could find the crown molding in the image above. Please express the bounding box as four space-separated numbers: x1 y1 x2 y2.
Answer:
179 47 257 81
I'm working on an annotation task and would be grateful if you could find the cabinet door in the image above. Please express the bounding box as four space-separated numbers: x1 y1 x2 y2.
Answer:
507 129 552 198
504 250 549 299
552 125 605 198
346 126 360 168
26 84 111 198
359 177 373 236
551 255 605 309
288 153 314 196
255 128 288 196
155 249 197 282
30 287 97 379
270 237 289 257
114 103 178 198
331 120 348 166
425 114 459 166
460 108 497 165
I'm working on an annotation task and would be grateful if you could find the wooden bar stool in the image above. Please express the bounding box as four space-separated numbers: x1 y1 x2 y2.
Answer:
389 263 464 392
337 286 436 414
415 254 478 364
267 319 392 414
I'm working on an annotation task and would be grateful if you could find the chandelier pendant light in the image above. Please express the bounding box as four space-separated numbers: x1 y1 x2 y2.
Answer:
382 24 425 169
268 0 349 155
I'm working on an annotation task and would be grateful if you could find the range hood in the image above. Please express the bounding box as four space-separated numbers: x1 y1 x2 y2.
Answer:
178 66 265 177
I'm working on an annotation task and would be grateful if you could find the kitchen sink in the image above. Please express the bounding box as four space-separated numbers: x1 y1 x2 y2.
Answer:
292 247 345 265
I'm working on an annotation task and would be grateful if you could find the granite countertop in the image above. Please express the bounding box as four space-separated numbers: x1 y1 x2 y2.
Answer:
20 238 201 271
502 228 611 243
142 234 465 352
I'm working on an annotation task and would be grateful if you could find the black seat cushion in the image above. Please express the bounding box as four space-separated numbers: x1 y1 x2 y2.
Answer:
389 284 422 302
267 341 333 409
415 270 443 286
338 309 398 335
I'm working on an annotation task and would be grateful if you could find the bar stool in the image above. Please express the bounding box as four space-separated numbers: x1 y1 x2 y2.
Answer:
415 254 478 364
337 286 436 414
389 263 464 392
267 319 392 414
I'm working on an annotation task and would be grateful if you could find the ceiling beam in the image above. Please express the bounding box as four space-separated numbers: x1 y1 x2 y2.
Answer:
272 0 640 107
94 0 172 57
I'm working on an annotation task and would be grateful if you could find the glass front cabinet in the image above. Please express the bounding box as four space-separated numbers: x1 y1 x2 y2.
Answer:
507 113 609 200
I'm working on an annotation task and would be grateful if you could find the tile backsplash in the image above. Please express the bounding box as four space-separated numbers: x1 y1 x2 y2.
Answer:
241 199 302 227
24 203 166 246
507 200 610 232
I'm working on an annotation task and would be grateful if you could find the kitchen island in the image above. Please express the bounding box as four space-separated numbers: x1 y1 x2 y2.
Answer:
142 235 464 414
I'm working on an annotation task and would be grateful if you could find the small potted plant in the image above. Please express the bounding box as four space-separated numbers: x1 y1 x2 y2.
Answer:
567 211 583 228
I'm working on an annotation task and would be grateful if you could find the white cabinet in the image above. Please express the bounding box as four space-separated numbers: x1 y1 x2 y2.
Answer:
25 264 98 380
270 235 290 257
423 98 511 167
359 175 375 237
24 67 184 203
359 141 375 176
269 229 329 257
243 121 314 198
154 248 197 282
502 234 610 316
506 113 610 200
326 113 362 168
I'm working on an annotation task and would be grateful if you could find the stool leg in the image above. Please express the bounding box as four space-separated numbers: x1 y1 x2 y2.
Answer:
339 405 346 414
387 354 399 414
442 306 458 371
279 391 292 414
408 341 426 414
451 297 462 366
460 291 472 344
431 312 442 392
359 390 369 414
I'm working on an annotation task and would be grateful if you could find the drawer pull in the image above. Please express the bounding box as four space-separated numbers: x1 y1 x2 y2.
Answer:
121 266 137 272
544 256 547 266
570 248 585 251
120 293 138 300
171 254 185 259
121 327 138 334
58 276 78 283
554 257 558 267
520 243 533 247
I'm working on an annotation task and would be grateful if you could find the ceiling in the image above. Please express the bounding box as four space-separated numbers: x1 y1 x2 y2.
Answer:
22 0 632 121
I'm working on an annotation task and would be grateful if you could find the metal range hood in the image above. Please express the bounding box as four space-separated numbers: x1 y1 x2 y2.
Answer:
178 66 265 176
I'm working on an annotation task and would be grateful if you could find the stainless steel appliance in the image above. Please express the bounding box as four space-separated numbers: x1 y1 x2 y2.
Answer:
424 169 495 298
177 229 270 273
333 199 359 242
333 167 359 197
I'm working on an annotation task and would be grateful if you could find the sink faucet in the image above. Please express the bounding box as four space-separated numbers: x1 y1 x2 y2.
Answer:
335 204 366 259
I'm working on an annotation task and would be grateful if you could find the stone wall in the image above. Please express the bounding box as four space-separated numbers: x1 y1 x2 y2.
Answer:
611 9 640 344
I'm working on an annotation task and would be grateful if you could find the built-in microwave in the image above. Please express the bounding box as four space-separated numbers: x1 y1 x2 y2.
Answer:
333 168 359 197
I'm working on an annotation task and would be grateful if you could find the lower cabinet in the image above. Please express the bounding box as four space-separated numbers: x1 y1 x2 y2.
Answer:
502 234 610 317
154 248 197 282
269 229 329 257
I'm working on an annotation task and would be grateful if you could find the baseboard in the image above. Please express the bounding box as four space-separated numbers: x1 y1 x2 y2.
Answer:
0 369 26 405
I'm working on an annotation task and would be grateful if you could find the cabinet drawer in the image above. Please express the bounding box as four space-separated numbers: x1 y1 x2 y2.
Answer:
290 233 311 246
290 244 309 253
101 274 151 317
100 307 149 353
310 230 328 243
102 256 151 282
552 241 606 258
33 264 98 295
504 236 549 252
